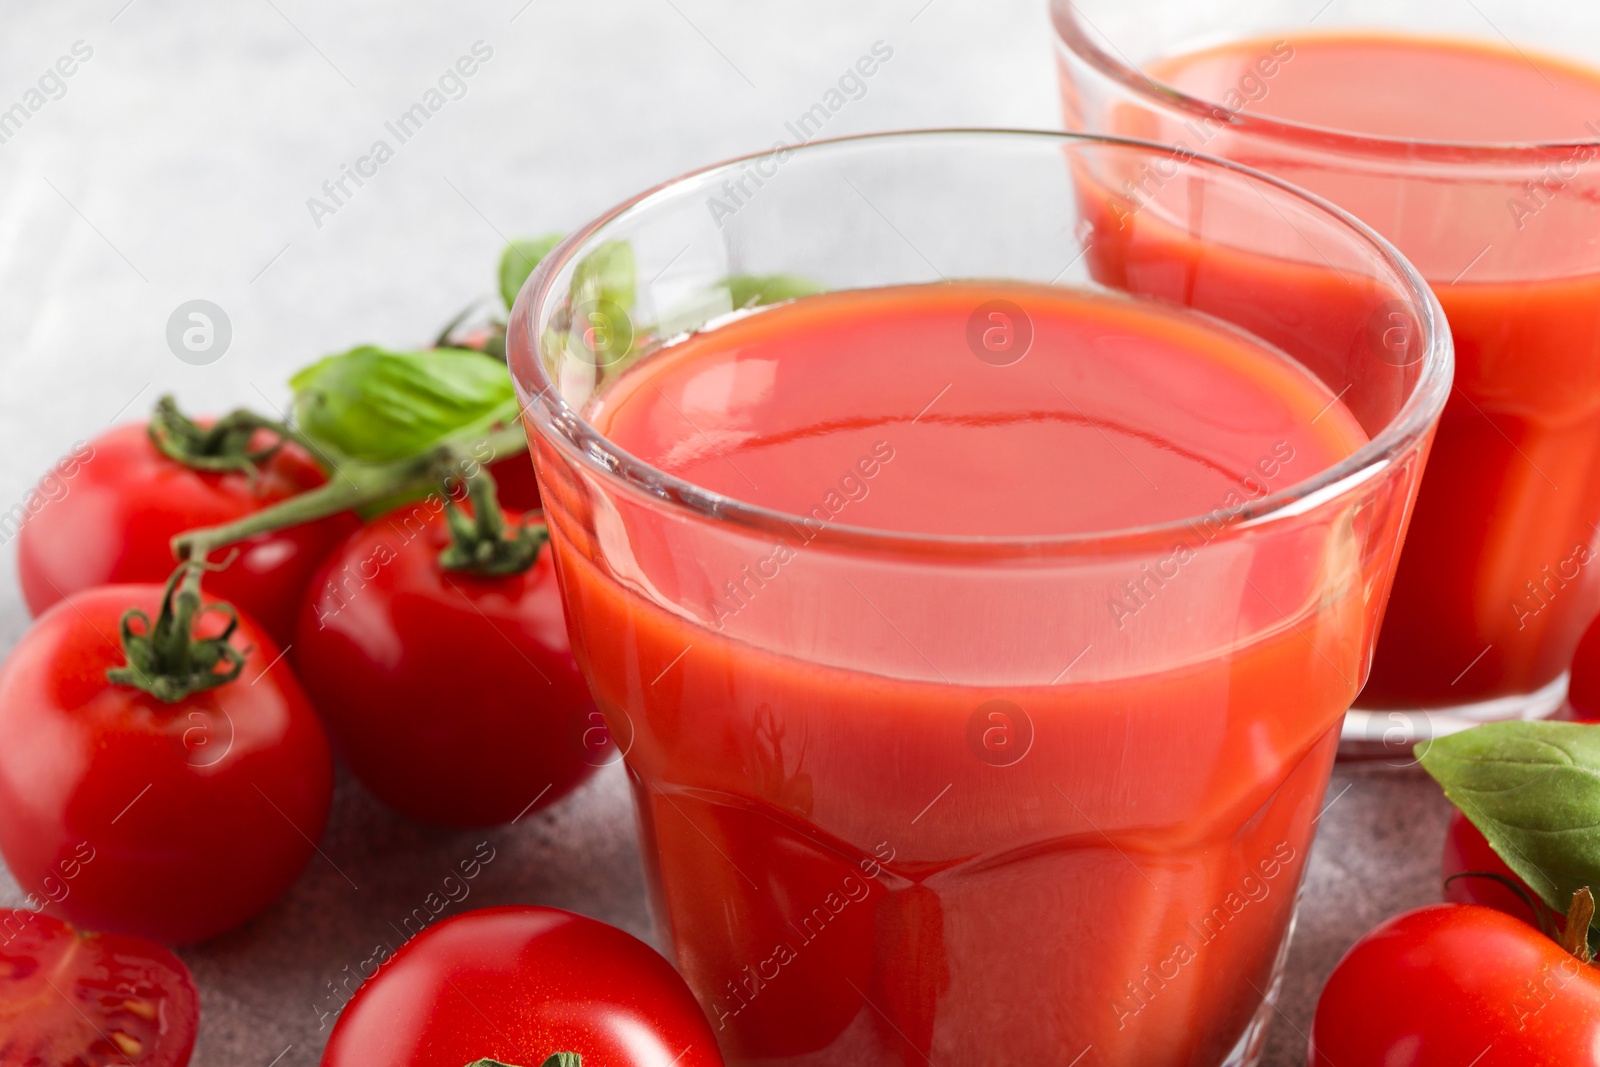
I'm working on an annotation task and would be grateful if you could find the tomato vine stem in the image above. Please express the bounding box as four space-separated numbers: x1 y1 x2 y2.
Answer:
170 422 532 564
147 395 319 477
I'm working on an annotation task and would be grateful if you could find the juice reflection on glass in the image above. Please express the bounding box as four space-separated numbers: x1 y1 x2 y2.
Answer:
510 132 1450 1066
1055 4 1600 740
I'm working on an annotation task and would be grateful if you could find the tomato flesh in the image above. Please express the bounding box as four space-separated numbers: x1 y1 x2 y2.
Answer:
0 909 198 1067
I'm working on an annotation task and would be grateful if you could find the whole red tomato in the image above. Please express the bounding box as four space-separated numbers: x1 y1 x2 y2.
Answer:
15 418 356 647
0 908 199 1065
0 579 334 944
1310 903 1600 1065
292 501 596 826
1441 809 1557 929
321 906 723 1067
1569 614 1600 721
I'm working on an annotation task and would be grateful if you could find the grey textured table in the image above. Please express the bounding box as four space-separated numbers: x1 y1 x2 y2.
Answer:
0 2 1454 1063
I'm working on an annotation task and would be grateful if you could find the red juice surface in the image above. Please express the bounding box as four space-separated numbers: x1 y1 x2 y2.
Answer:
551 283 1372 1064
590 286 1360 536
1140 34 1600 704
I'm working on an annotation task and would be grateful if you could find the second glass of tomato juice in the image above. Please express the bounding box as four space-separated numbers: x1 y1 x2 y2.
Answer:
1055 2 1600 745
508 131 1449 1065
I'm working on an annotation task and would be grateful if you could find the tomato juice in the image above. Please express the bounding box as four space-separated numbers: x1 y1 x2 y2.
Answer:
543 281 1376 1063
1109 33 1600 708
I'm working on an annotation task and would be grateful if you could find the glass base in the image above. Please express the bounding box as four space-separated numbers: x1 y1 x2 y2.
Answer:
1214 884 1298 1067
1219 892 1298 1067
1339 671 1569 762
1217 1002 1273 1067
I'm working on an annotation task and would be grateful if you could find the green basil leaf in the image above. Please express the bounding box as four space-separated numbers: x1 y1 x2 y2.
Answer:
571 239 636 312
499 234 564 311
1418 721 1600 918
540 1056 581 1067
725 273 824 309
290 345 516 463
654 274 825 339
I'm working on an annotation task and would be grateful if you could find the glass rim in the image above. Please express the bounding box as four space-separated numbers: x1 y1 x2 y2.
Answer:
508 127 1452 560
1051 1 1600 162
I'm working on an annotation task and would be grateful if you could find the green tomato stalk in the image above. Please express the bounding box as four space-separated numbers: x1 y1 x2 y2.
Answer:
107 556 249 703
147 395 314 477
1562 888 1596 964
170 418 536 577
439 463 550 577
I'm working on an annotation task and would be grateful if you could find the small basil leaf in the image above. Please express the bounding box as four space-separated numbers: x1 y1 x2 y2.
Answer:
571 240 636 312
655 274 826 338
1417 721 1600 918
499 234 564 311
540 1056 581 1067
461 1061 524 1067
290 345 515 463
725 273 824 309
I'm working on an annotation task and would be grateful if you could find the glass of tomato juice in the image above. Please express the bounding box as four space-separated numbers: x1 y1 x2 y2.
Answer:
508 131 1449 1066
1054 1 1600 749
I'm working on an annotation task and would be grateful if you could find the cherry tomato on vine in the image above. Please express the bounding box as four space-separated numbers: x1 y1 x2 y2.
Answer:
1310 903 1600 1066
16 410 357 647
320 906 723 1067
0 571 334 944
293 492 597 827
0 909 199 1066
1441 809 1557 929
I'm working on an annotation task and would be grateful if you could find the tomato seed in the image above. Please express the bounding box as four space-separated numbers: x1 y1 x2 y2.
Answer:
110 1031 143 1057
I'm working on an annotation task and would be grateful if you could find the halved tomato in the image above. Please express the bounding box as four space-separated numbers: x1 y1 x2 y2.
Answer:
0 909 198 1066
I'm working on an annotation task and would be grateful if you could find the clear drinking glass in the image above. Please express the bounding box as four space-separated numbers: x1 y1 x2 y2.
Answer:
1054 0 1600 749
508 130 1449 1066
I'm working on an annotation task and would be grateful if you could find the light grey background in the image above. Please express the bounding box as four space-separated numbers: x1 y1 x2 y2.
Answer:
0 2 1452 1064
